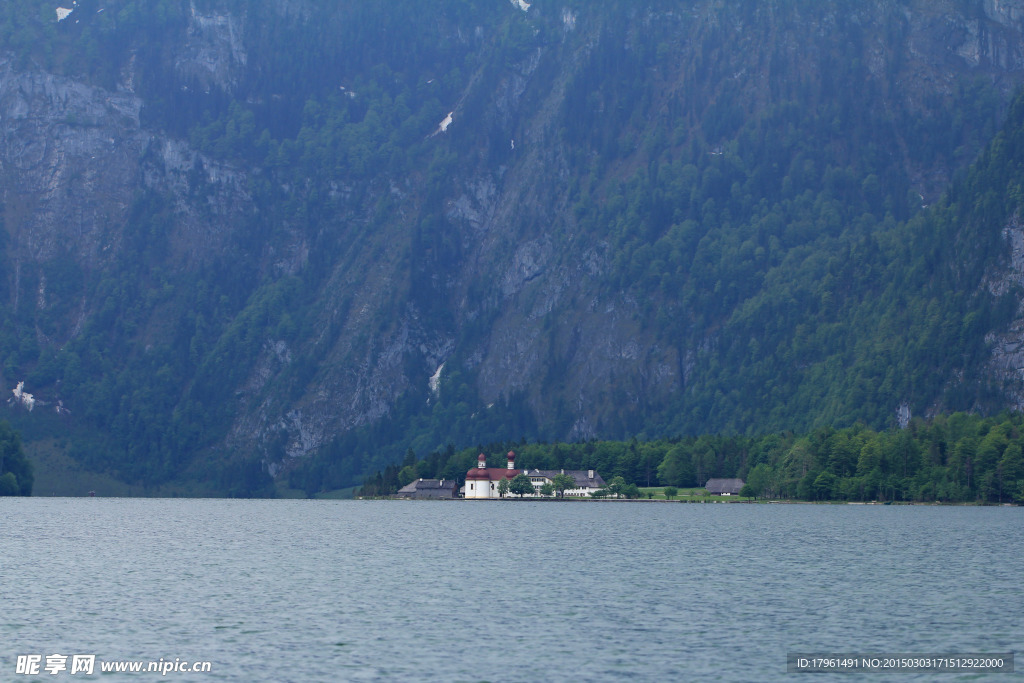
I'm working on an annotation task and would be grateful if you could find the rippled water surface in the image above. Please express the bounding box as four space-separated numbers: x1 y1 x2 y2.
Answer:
2 499 1020 681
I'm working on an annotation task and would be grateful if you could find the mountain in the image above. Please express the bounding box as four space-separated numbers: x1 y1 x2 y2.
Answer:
5 0 1024 495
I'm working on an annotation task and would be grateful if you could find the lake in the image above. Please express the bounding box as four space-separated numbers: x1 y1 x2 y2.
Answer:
2 499 1020 681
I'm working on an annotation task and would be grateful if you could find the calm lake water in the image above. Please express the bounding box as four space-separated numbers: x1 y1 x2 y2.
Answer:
1 499 1020 681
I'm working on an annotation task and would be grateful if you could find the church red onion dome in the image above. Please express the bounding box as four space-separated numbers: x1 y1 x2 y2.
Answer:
466 467 488 480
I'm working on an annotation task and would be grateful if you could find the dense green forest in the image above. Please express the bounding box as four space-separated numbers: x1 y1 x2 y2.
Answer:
0 421 33 496
357 412 1024 504
3 1 1024 495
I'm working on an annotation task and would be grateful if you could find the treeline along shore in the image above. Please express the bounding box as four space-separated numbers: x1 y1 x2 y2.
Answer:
355 412 1024 503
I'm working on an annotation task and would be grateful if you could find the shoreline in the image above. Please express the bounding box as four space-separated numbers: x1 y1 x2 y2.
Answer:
371 496 1017 506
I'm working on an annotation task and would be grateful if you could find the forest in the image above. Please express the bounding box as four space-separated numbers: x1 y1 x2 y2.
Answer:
0 421 33 496
356 412 1024 504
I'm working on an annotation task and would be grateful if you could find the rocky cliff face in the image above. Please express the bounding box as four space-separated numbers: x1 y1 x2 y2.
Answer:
985 213 1024 409
6 0 1024 488
0 55 251 351
0 58 145 269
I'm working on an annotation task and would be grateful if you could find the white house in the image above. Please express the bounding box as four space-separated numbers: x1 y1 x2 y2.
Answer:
521 468 606 497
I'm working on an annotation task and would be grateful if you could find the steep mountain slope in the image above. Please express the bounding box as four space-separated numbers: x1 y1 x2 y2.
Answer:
4 0 1024 493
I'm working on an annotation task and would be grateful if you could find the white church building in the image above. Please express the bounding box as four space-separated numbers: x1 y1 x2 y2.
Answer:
463 451 605 498
464 451 520 499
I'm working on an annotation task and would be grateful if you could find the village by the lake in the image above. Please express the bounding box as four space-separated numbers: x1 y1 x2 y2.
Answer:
390 449 754 501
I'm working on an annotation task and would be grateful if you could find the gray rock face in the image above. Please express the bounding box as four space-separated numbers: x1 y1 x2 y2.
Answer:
985 216 1024 410
177 1 248 92
0 51 249 270
985 0 1024 28
0 58 147 267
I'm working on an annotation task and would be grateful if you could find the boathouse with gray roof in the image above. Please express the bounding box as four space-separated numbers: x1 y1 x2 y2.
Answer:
395 478 457 499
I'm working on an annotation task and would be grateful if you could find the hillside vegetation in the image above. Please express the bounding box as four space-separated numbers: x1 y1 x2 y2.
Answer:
3 1 1024 494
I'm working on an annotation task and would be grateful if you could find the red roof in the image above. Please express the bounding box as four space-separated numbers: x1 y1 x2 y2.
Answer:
465 467 521 482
